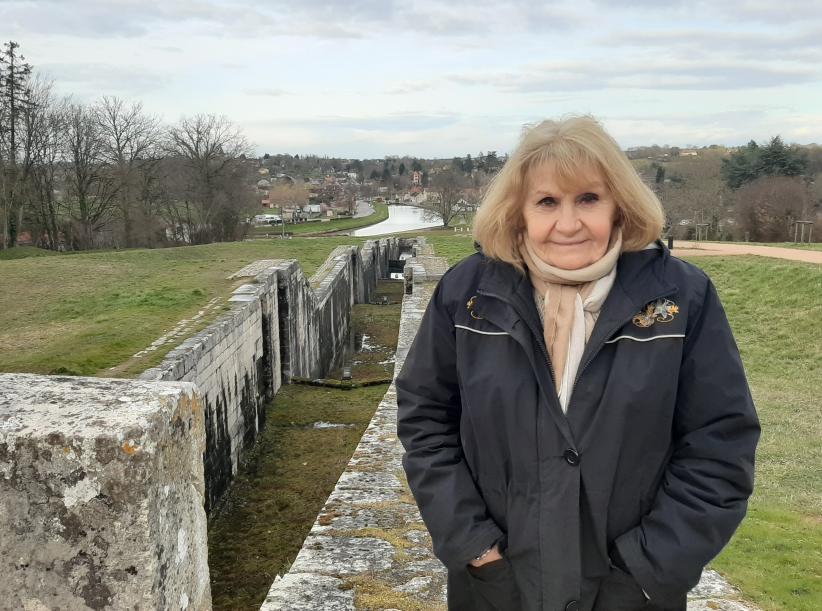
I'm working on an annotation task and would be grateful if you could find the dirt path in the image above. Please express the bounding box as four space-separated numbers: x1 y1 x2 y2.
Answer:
672 241 822 264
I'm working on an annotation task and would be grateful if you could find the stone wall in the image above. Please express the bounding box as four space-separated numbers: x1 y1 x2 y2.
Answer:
260 249 449 610
140 265 279 513
140 238 400 512
0 374 210 610
277 238 404 381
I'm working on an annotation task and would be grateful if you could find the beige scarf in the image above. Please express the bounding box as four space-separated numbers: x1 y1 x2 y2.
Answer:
519 230 622 412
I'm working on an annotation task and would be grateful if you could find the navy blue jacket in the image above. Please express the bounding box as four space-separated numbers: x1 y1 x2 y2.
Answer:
396 244 760 611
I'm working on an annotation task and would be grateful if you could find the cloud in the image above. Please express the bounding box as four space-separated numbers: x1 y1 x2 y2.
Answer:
600 27 822 57
715 0 822 25
0 0 283 38
251 111 461 133
244 87 290 97
591 0 822 25
0 0 586 40
447 58 819 93
383 80 440 95
604 109 822 148
38 61 172 96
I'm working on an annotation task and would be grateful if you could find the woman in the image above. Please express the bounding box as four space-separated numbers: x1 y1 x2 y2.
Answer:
395 116 759 611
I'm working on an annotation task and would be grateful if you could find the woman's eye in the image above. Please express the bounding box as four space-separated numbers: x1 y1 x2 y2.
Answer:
579 193 599 204
537 197 557 207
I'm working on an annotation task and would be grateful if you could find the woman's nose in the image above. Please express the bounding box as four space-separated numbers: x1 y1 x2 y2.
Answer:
554 202 580 233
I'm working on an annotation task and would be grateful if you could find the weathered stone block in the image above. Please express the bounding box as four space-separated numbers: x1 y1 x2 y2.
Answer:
260 574 354 611
0 374 210 610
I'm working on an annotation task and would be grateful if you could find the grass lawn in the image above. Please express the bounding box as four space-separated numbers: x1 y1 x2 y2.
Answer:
426 235 822 610
758 242 822 251
0 246 61 260
207 382 387 610
694 257 821 611
207 281 402 610
0 237 364 377
249 202 389 237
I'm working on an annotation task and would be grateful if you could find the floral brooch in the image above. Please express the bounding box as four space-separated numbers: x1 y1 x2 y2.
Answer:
466 295 483 319
632 298 679 328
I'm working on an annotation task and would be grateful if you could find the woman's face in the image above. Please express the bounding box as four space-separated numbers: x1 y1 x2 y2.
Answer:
521 161 617 270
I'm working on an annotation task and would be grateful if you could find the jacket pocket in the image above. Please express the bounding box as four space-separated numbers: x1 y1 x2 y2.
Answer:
593 566 649 611
640 447 674 515
466 557 522 611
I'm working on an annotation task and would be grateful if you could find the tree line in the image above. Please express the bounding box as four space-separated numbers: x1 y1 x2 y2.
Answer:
721 137 820 242
3 39 816 248
638 138 819 242
0 41 255 251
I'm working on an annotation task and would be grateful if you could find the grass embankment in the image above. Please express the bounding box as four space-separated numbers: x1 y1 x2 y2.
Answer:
0 237 363 377
0 246 61 260
696 257 821 611
249 202 389 237
207 281 402 611
759 242 822 251
428 236 821 610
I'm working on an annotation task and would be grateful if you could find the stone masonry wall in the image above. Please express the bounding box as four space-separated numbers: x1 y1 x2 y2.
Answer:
140 238 399 512
0 374 210 610
260 248 448 610
140 271 275 513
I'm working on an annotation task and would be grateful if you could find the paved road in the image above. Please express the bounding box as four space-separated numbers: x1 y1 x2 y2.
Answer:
672 241 822 264
354 200 374 218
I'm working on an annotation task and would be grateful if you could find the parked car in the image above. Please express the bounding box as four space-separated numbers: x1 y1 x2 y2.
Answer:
254 214 281 225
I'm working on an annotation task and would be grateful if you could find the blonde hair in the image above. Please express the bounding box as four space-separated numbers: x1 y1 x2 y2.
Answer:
473 115 664 270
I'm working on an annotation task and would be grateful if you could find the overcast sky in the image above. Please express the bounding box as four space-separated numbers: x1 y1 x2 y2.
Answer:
3 0 822 158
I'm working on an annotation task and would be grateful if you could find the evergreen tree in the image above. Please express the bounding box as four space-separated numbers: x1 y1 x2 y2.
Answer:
722 137 807 189
0 40 34 248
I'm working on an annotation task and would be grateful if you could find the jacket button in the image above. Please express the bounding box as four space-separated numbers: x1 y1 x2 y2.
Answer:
565 601 579 611
563 449 580 466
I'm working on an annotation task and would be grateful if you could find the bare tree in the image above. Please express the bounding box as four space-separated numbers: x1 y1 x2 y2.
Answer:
421 168 467 227
94 96 161 247
734 176 809 242
268 182 308 212
23 80 67 250
62 103 119 249
165 114 251 243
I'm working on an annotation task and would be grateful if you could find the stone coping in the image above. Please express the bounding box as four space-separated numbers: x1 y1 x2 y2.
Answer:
0 373 198 438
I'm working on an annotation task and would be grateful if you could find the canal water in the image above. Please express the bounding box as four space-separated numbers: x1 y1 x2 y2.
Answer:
353 205 442 236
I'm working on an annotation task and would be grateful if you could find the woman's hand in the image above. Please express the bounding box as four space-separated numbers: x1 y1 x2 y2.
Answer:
469 544 503 567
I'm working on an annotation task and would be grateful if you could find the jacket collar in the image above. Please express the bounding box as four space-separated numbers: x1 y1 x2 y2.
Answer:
477 240 676 321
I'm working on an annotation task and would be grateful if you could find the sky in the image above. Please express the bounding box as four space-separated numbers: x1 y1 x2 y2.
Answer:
3 0 822 158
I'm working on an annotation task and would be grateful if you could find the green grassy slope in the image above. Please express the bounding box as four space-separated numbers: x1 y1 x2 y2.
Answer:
0 238 363 377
